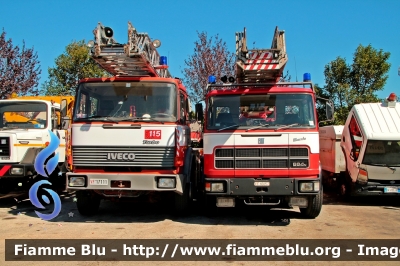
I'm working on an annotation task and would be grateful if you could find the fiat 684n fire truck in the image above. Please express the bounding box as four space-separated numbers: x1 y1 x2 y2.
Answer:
198 27 333 218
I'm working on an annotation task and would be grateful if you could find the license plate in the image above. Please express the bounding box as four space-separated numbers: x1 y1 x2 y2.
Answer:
89 179 109 186
0 157 10 160
384 186 400 193
254 181 270 187
216 197 235 207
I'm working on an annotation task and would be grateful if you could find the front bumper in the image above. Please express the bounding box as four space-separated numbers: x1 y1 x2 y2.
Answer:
352 181 400 196
0 163 35 178
204 177 320 196
66 173 185 193
0 163 35 192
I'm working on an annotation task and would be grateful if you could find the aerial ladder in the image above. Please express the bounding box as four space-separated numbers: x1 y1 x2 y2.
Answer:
89 21 171 78
235 26 288 83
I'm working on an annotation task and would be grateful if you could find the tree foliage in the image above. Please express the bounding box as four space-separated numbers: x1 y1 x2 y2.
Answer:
182 32 235 103
0 29 41 99
318 44 390 125
41 40 109 96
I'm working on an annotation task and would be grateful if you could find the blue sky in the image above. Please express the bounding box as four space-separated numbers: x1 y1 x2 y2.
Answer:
1 0 399 99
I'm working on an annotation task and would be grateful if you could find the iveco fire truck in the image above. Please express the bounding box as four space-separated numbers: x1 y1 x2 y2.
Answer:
198 27 333 218
66 22 201 215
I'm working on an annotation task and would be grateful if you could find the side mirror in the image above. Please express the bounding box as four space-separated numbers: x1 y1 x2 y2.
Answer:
195 103 203 121
61 116 71 130
61 99 67 117
326 100 334 121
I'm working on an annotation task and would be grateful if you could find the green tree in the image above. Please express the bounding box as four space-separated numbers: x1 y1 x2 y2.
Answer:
318 44 390 125
41 40 109 95
182 31 235 103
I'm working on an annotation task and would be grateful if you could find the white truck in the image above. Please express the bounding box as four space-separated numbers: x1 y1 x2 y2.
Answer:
0 95 74 197
319 93 400 196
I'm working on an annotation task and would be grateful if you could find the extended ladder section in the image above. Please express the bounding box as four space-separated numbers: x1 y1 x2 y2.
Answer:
90 22 171 78
235 26 288 83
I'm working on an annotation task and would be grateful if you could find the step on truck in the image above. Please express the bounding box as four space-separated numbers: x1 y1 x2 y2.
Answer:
0 94 74 197
196 26 334 218
66 22 202 215
320 93 400 197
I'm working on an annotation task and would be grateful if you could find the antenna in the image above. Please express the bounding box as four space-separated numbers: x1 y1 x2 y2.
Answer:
294 56 298 82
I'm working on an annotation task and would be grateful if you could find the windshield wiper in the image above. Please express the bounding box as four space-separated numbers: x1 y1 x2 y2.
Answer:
0 126 19 130
368 163 399 171
120 117 164 124
246 124 269 132
274 123 299 131
218 124 239 132
77 116 119 123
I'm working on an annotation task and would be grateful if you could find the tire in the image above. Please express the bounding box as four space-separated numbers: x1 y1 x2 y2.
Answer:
338 173 352 200
300 187 323 219
202 195 218 217
76 190 101 216
174 183 191 215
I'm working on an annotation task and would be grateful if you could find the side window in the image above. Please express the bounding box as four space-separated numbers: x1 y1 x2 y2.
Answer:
90 96 98 116
77 94 87 118
348 116 363 160
180 93 187 121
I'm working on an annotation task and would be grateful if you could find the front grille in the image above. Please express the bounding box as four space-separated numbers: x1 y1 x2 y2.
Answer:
0 137 10 157
72 146 175 167
215 147 309 169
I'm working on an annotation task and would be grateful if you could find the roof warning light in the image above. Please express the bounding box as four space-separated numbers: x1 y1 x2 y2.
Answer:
303 73 311 82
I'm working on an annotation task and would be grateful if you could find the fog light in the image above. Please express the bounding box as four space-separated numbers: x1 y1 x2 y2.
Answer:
10 168 23 175
299 182 319 192
1 139 6 144
290 197 308 207
211 183 224 192
69 176 85 187
158 178 175 188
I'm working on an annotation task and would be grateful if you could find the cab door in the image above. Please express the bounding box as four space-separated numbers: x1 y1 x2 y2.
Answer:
341 115 363 182
51 106 66 164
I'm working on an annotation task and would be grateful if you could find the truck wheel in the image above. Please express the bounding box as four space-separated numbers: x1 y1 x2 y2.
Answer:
202 195 217 217
300 187 323 219
174 183 191 215
338 173 352 199
76 191 101 216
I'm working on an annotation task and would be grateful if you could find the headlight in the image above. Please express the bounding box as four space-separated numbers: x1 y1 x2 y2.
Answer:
10 168 23 175
69 176 85 187
299 181 320 192
205 182 225 192
157 177 176 188
211 183 224 192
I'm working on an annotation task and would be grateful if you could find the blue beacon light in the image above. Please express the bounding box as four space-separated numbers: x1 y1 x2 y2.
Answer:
303 73 311 82
208 75 216 84
159 56 167 65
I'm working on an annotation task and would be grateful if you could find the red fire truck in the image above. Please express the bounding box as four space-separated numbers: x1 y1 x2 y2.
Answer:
66 22 201 215
197 27 333 218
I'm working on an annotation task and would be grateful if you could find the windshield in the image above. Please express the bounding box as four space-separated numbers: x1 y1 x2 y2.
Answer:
74 81 178 122
362 140 400 166
206 93 316 130
0 102 47 129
